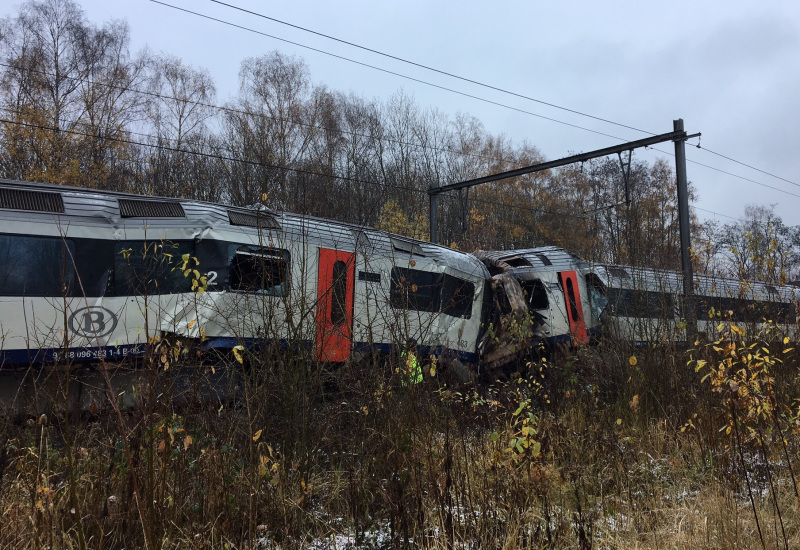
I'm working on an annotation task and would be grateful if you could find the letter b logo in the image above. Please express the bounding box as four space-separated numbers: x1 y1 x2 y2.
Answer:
68 307 118 338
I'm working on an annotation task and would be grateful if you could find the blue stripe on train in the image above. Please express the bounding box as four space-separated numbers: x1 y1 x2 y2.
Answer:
1 339 478 366
203 338 478 363
0 344 145 366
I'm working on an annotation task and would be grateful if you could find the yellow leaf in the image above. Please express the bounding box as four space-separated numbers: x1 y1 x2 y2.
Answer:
784 337 790 345
183 435 193 450
253 429 262 442
628 356 638 366
232 345 245 364
616 418 622 425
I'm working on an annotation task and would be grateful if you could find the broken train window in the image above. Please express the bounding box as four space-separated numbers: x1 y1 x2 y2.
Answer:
520 279 549 311
390 267 475 318
441 274 474 318
229 245 290 296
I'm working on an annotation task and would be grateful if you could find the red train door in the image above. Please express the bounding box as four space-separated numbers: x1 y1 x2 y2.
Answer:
558 271 589 345
315 248 355 362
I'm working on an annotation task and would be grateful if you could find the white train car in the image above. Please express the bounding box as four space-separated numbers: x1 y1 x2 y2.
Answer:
593 264 799 344
0 180 490 369
475 247 605 353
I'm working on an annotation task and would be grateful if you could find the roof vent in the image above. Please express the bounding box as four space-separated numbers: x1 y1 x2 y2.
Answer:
391 236 424 256
0 187 64 213
228 210 279 229
607 267 630 279
118 198 185 218
535 254 552 266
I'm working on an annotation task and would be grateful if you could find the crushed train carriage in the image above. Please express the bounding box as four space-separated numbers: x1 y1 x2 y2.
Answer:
473 246 606 367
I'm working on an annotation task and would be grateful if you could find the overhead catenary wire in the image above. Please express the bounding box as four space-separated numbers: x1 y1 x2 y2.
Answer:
693 206 741 222
208 0 800 193
3 3 797 211
2 102 793 227
146 0 626 142
206 0 652 136
0 113 589 221
647 143 800 200
698 145 800 189
0 61 525 168
145 1 800 203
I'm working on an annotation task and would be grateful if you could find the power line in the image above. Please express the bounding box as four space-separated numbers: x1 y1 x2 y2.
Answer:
0 61 522 167
694 206 740 222
208 0 800 195
148 1 800 204
639 145 800 200
0 113 587 221
698 145 800 189
146 0 626 142
686 155 800 199
207 0 651 136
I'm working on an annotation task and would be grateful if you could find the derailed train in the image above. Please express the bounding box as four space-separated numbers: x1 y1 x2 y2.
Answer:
0 179 797 380
0 180 494 370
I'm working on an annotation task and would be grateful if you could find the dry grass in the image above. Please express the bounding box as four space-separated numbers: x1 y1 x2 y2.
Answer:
1 338 800 549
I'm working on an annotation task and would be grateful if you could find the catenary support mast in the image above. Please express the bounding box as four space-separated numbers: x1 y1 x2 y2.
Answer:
673 118 697 340
428 120 699 338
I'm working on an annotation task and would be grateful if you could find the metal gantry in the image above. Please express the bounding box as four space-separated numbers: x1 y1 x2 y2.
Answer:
428 119 700 337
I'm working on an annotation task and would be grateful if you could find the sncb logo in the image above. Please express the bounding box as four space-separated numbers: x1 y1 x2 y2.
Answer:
68 307 118 338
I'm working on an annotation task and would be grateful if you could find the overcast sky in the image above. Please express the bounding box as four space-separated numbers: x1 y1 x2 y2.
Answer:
34 0 800 226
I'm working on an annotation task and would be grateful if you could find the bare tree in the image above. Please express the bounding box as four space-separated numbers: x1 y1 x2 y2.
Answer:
0 0 146 188
139 54 219 200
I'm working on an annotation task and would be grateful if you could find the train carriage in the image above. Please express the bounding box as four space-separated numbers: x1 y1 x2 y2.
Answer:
594 263 799 344
0 179 490 369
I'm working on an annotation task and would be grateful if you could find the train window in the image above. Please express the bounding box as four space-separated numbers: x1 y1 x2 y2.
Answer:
521 280 549 310
607 267 631 280
390 267 441 312
608 288 674 319
229 246 290 296
390 237 425 257
0 235 75 297
113 240 195 296
441 275 475 318
585 274 608 318
565 278 580 322
330 260 348 326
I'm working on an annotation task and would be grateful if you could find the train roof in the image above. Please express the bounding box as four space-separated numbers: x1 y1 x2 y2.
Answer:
0 178 487 278
476 246 591 272
594 263 798 303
